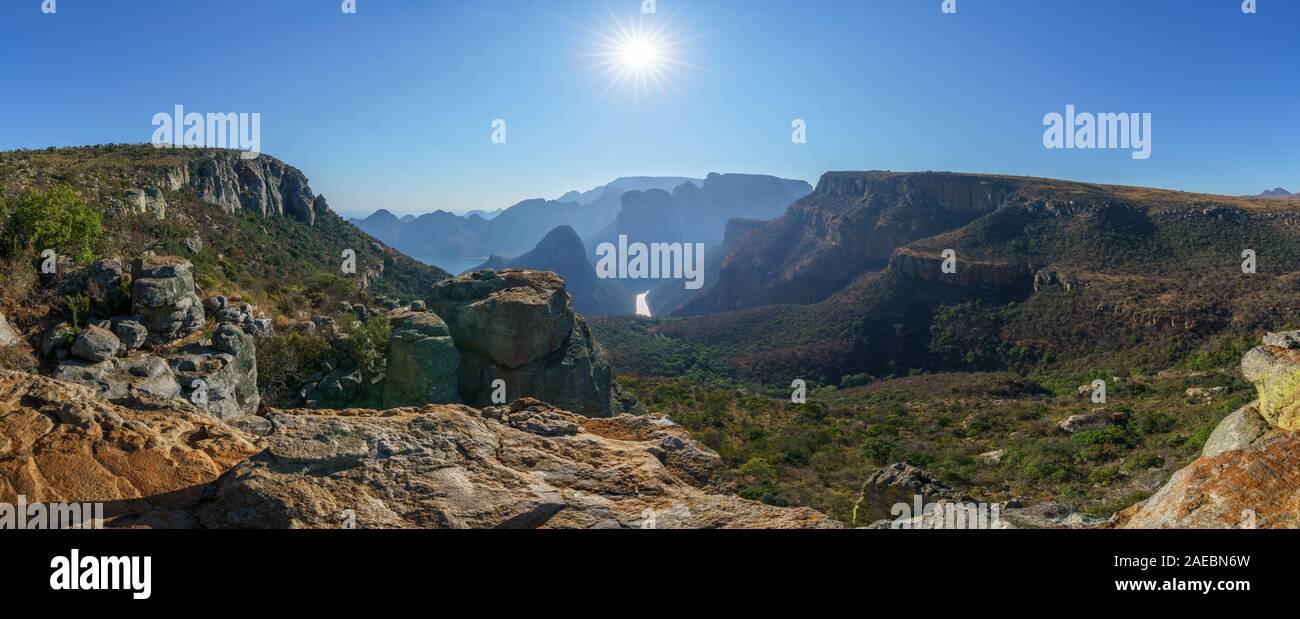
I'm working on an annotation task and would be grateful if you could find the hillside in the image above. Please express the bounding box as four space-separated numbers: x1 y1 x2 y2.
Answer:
629 171 1300 384
0 145 448 325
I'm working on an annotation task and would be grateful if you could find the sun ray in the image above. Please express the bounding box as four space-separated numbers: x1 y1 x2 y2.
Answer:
582 10 694 104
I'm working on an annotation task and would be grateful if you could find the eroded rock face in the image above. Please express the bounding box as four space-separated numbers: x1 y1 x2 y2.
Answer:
1117 334 1300 528
53 354 180 402
425 270 618 417
166 150 318 225
428 270 573 368
84 259 131 317
381 311 460 407
1240 339 1300 431
196 399 838 529
1118 435 1300 528
131 255 204 344
0 371 257 517
168 324 259 420
0 313 20 348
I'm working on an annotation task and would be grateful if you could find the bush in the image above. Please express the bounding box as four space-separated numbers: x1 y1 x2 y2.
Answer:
348 315 391 395
256 332 334 405
2 185 102 264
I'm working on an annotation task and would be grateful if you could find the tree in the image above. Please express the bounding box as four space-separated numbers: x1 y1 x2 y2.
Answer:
3 184 102 264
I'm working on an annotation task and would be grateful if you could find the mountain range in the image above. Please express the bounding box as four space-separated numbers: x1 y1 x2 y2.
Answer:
351 174 811 280
599 171 1300 385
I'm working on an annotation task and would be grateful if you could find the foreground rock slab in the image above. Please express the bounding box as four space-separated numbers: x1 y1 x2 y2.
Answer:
197 399 838 529
0 371 257 518
1117 435 1300 528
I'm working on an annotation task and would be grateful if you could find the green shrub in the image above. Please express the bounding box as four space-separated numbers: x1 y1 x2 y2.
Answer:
64 294 91 331
348 315 391 394
3 185 102 264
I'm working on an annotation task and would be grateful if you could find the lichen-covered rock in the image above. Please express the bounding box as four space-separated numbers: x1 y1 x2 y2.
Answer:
70 325 120 362
428 269 619 417
194 401 837 529
1202 401 1271 458
1117 435 1300 528
851 463 970 525
131 255 204 344
1241 341 1300 431
53 354 181 402
109 317 148 355
0 370 257 517
381 311 460 407
428 270 573 368
168 324 259 420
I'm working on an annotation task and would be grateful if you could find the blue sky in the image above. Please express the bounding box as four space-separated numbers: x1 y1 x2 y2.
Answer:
1 0 1296 215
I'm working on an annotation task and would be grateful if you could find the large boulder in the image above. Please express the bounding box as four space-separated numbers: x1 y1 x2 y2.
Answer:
426 270 618 417
1116 333 1300 528
109 317 148 355
194 400 838 529
851 463 969 525
84 259 131 317
168 324 259 420
131 255 205 344
70 325 120 363
1201 401 1272 458
53 354 182 402
0 313 18 347
0 370 257 520
1117 435 1300 528
428 270 573 368
381 311 460 407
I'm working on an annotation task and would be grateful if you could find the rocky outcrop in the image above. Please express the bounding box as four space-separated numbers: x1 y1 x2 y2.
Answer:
0 371 258 516
1201 402 1271 458
84 259 131 317
0 313 20 348
851 463 969 525
194 399 837 529
1118 331 1300 528
123 186 167 220
473 225 633 316
381 310 460 407
425 269 620 417
1240 342 1300 431
1117 435 1300 528
888 248 1034 290
131 255 204 344
70 325 120 362
168 324 260 420
159 150 318 225
53 354 181 401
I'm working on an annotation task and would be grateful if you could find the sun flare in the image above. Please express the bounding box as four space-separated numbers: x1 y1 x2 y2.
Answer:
587 14 693 101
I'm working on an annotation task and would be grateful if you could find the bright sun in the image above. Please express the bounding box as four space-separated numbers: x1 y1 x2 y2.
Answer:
620 38 660 70
586 14 692 101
